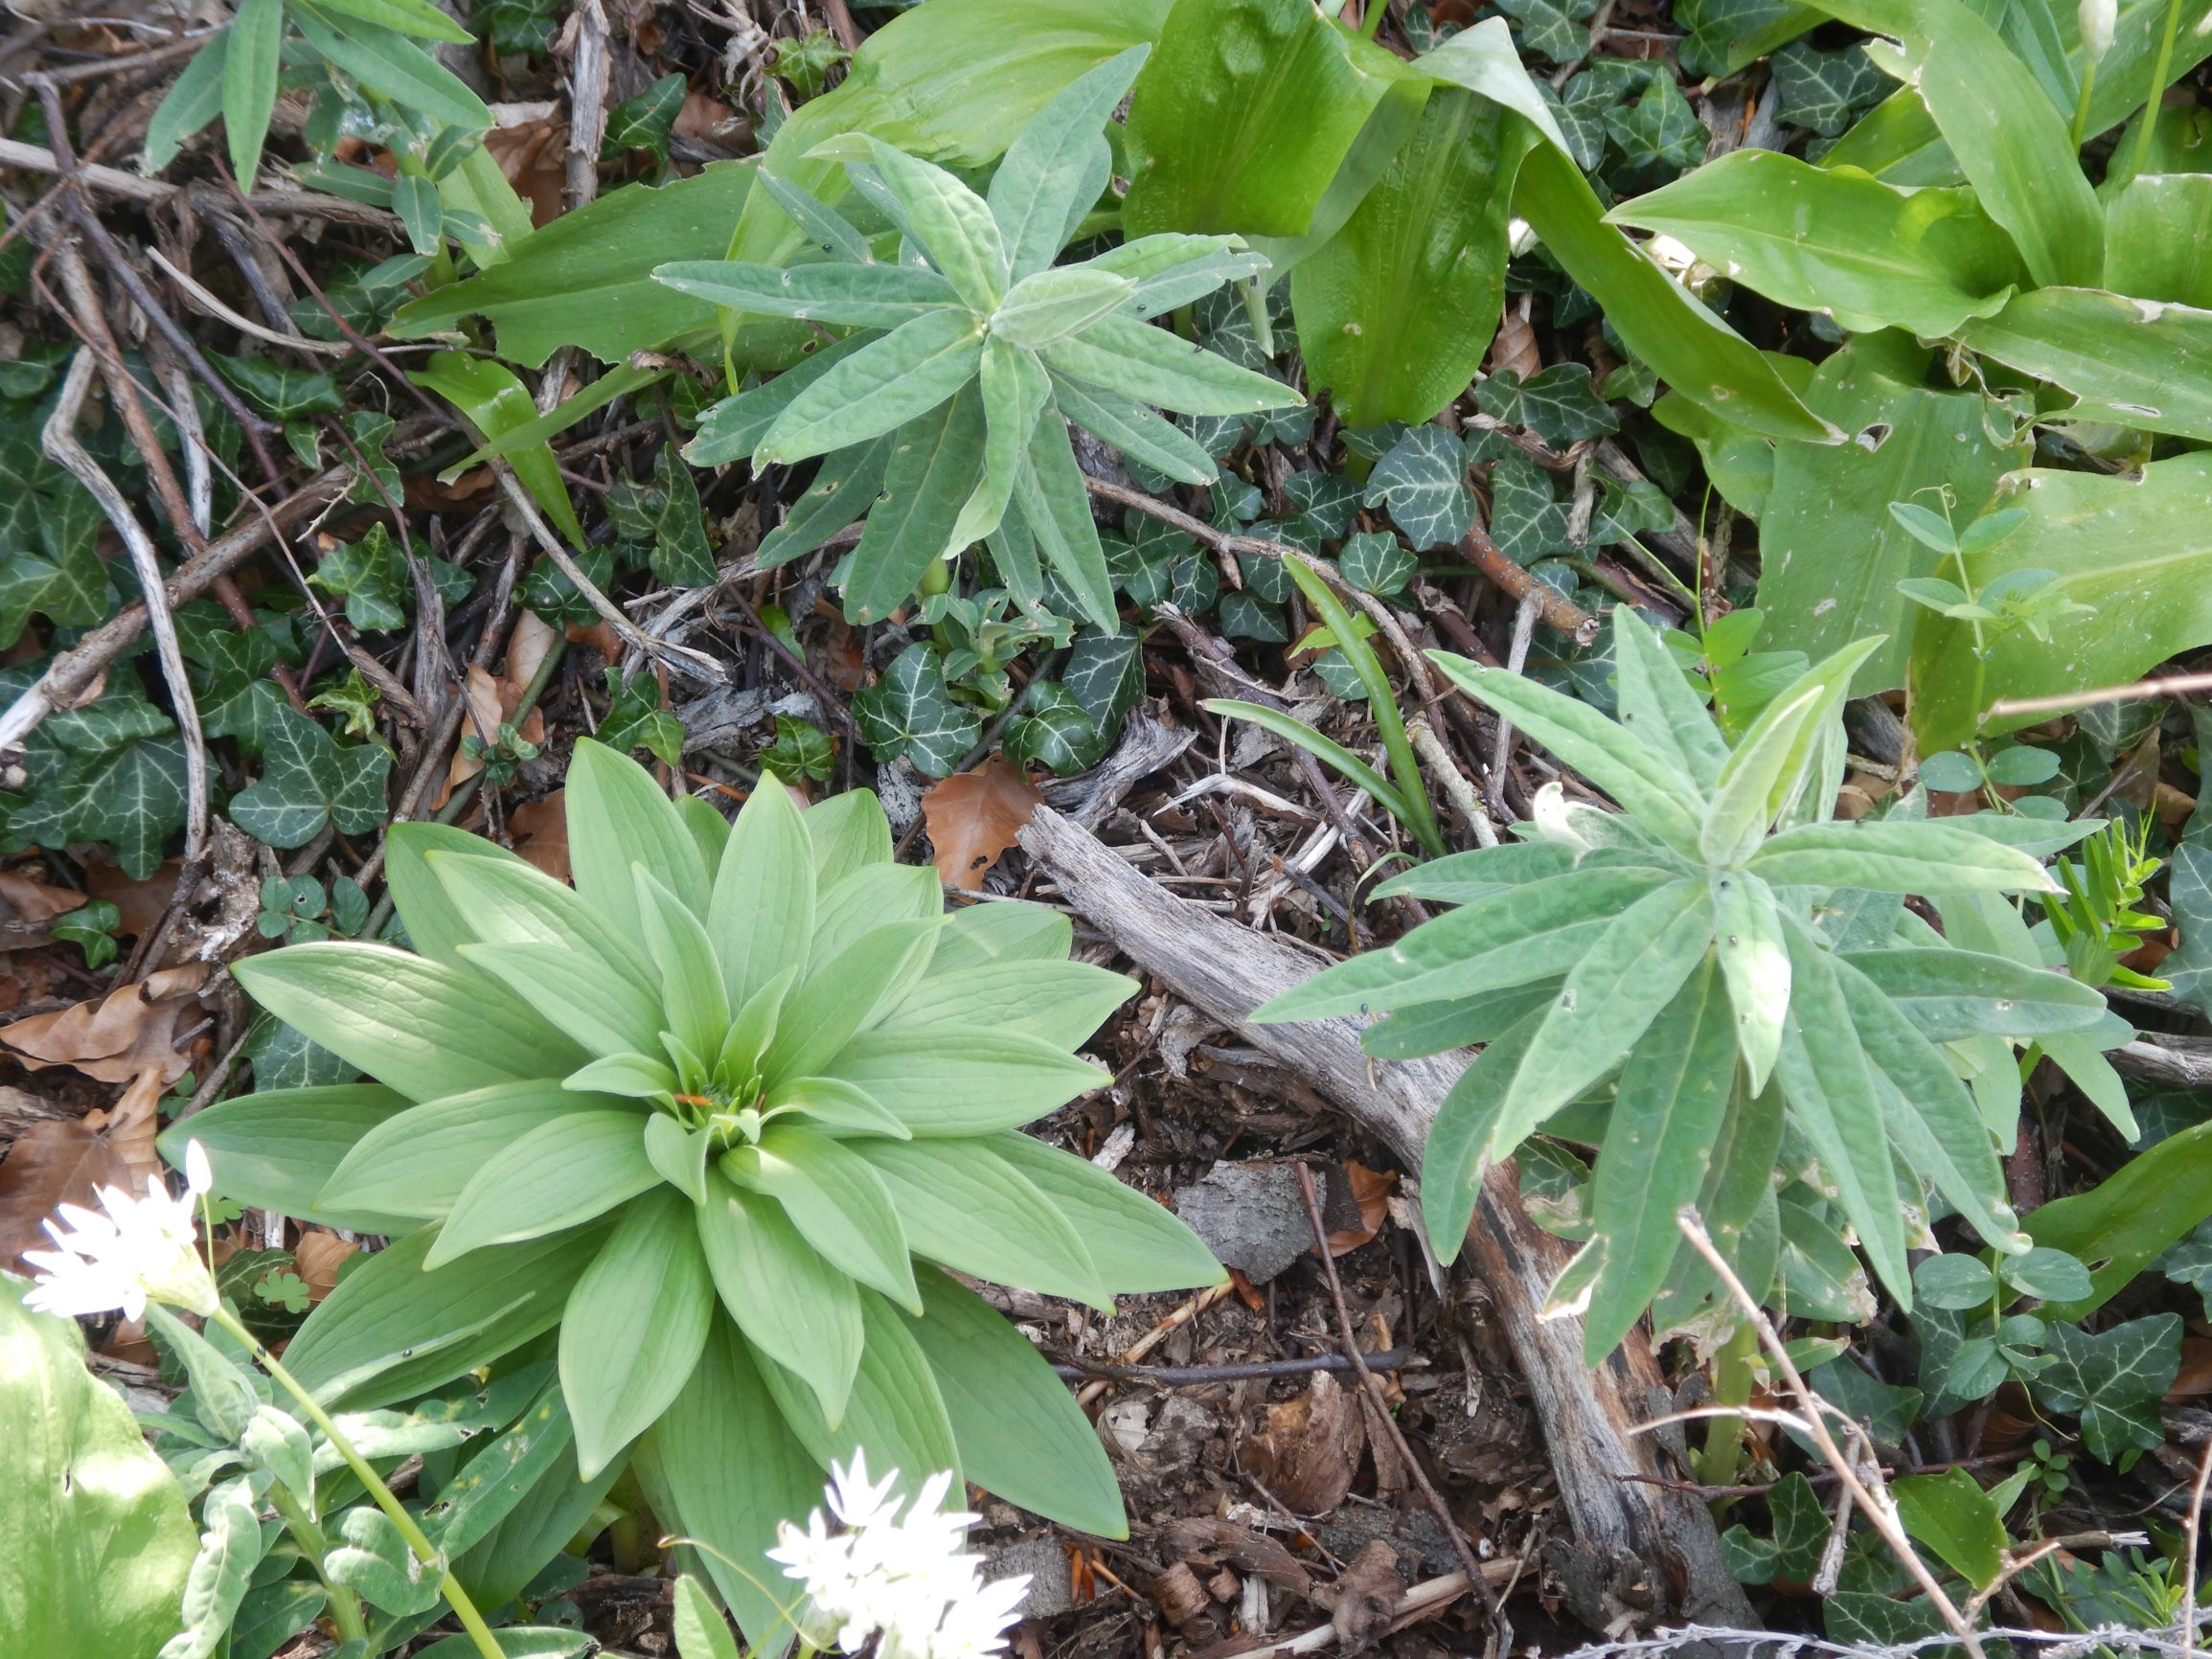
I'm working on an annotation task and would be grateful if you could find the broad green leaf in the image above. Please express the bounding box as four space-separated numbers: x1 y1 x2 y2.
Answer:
376 824 519 967
145 31 228 172
673 1576 741 1659
757 308 986 465
696 1172 863 1426
861 1137 1110 1307
906 1268 1126 1536
769 920 941 1080
644 1116 714 1204
165 1476 262 1659
2 1278 196 1659
2027 1120 2212 1318
929 898 1069 972
1293 86 1525 424
566 738 710 949
1748 821 2056 893
1372 840 1580 903
1611 608 1729 791
879 960 1134 1049
1122 0 1408 238
284 1224 606 1406
1774 919 1911 1301
427 847 659 1001
708 772 816 1009
1701 635 1883 862
1429 650 1706 852
843 388 990 625
1892 1469 2006 1589
313 0 474 42
811 861 941 965
1489 880 1713 1157
1015 415 1121 632
1043 313 1302 416
317 1082 627 1220
647 1319 827 1643
634 868 732 1062
411 350 584 548
1608 150 2022 337
1585 954 1739 1361
651 260 959 328
1807 0 2102 288
427 1113 660 1267
1048 375 1219 484
725 1127 918 1308
817 1030 1107 1135
158 1083 411 1232
1712 872 1790 1093
397 165 758 370
1836 958 2022 1251
223 0 283 187
1842 946 2106 1040
232 943 588 1102
1257 868 1670 1019
1957 286 2212 443
1421 1005 1549 1259
982 1133 1223 1291
991 45 1151 278
861 140 1010 309
1910 453 2212 748
1513 134 1836 443
461 941 669 1061
560 1191 716 1479
2104 173 2212 307
1756 342 2027 694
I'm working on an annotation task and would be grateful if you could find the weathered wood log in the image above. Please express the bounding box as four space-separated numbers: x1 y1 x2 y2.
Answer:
1020 806 1754 1630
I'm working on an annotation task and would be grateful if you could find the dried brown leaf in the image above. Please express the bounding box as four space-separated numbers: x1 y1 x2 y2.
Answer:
83 858 182 938
439 609 557 807
0 1119 128 1273
82 1067 166 1189
1240 1371 1366 1515
1330 1540 1406 1653
293 1230 359 1303
0 962 208 1084
510 791 571 882
924 760 1041 892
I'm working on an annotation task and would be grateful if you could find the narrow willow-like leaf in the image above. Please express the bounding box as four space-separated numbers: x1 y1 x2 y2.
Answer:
1043 314 1302 416
864 139 1010 310
1841 945 2107 1041
843 387 989 623
686 334 874 466
1422 1005 1549 1261
1014 415 1120 632
1712 871 1790 1094
754 436 893 570
1198 701 1411 821
1048 375 1219 484
145 31 228 172
756 308 986 465
1611 606 1728 790
651 260 960 328
1749 821 2058 894
1701 635 1883 864
990 267 1133 349
756 169 875 265
223 0 284 187
1371 840 1581 903
989 45 1151 280
1486 878 1713 1161
1585 953 1738 1362
946 342 1049 561
1363 983 1559 1059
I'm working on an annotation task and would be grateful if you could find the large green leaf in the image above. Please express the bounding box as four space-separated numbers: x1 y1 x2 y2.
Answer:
906 1269 1126 1536
817 1029 1107 1134
157 1083 413 1232
427 847 660 1003
1957 286 2212 443
1608 149 2023 338
983 1134 1224 1291
384 822 525 966
1513 134 1836 443
725 1127 918 1308
223 0 283 187
2025 1120 2212 1319
1841 946 2107 1040
757 309 987 465
696 1171 863 1427
709 773 817 1008
861 1137 1110 1307
769 920 941 1081
1255 867 1669 1019
1748 821 2055 893
1585 953 1738 1362
427 1113 660 1266
395 165 759 369
1292 85 1525 424
1807 0 2101 287
1122 0 1409 238
1908 453 2212 748
284 1224 607 1406
1754 342 2026 693
565 738 711 949
879 960 1135 1049
650 1319 828 1644
2104 173 2212 307
460 942 668 1061
231 943 589 1102
559 1190 717 1479
650 260 960 328
322 1083 638 1220
1 1276 196 1659
410 351 585 548
758 1291 961 1510
1420 1005 1549 1260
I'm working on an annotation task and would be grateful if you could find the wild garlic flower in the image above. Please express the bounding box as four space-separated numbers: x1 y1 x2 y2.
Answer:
23 1141 217 1323
2080 0 2116 62
768 1452 1031 1659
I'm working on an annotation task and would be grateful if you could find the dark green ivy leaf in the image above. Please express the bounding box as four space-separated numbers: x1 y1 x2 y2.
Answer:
852 643 980 778
228 705 393 849
1603 76 1709 179
760 715 834 785
1362 424 1474 551
607 448 718 588
2033 1314 2181 1464
1770 40 1892 139
596 667 686 768
1338 532 1416 597
211 353 344 421
601 73 687 166
1061 629 1143 733
1494 0 1587 64
473 0 561 57
1487 455 1574 565
1475 366 1618 444
1002 681 1106 776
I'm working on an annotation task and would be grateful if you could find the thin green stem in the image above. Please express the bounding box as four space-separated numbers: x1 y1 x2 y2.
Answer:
266 1483 369 1644
2069 59 2100 150
1358 0 1387 41
2130 0 2187 179
210 1306 508 1659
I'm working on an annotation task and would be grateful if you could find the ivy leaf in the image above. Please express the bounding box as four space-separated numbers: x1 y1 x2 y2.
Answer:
311 523 472 633
2033 1314 2182 1464
1218 590 1287 643
1539 77 1612 173
1003 681 1106 776
180 612 285 754
339 410 403 509
1282 470 1362 539
1770 41 1891 139
0 426 113 648
520 546 616 628
1476 366 1619 445
771 31 849 100
1061 629 1143 733
1673 0 1792 78
2160 842 2212 1019
852 643 979 777
474 0 561 57
1488 455 1575 565
241 1009 360 1091
1495 0 1586 63
1590 477 1675 546
761 715 834 785
602 73 687 166
1603 76 1708 178
228 706 393 849
1337 532 1416 597
211 353 344 421
2157 1218 2212 1317
607 449 717 589
597 667 686 768
1362 424 1474 551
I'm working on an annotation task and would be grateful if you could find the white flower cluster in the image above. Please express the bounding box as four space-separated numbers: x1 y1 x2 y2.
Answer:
23 1141 217 1323
768 1453 1030 1659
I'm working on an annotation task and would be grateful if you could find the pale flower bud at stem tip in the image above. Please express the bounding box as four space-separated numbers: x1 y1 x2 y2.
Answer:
2080 0 2116 62
183 1139 214 1196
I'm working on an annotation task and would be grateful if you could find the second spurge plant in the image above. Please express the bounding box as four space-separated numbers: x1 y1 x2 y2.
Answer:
178 740 1222 1639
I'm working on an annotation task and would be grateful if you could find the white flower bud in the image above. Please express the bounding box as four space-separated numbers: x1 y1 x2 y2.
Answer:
2080 0 2116 62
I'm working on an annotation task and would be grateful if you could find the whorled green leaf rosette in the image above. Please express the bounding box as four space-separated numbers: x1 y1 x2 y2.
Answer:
174 739 1222 1639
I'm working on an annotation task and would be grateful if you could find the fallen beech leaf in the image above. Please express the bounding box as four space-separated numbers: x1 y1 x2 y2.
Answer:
1326 1161 1397 1257
1331 1540 1406 1653
0 963 208 1085
923 760 1041 891
82 1067 166 1189
511 791 571 882
440 609 558 806
83 859 182 938
564 621 623 662
485 118 568 226
1489 298 1541 381
0 872 86 924
0 1119 129 1274
292 1230 359 1303
1240 1371 1366 1514
673 89 743 147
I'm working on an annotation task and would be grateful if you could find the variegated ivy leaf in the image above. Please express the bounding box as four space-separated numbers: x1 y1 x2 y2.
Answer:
1362 423 1475 550
1769 39 1892 139
1475 365 1619 445
851 642 980 777
228 705 393 851
663 46 1298 634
